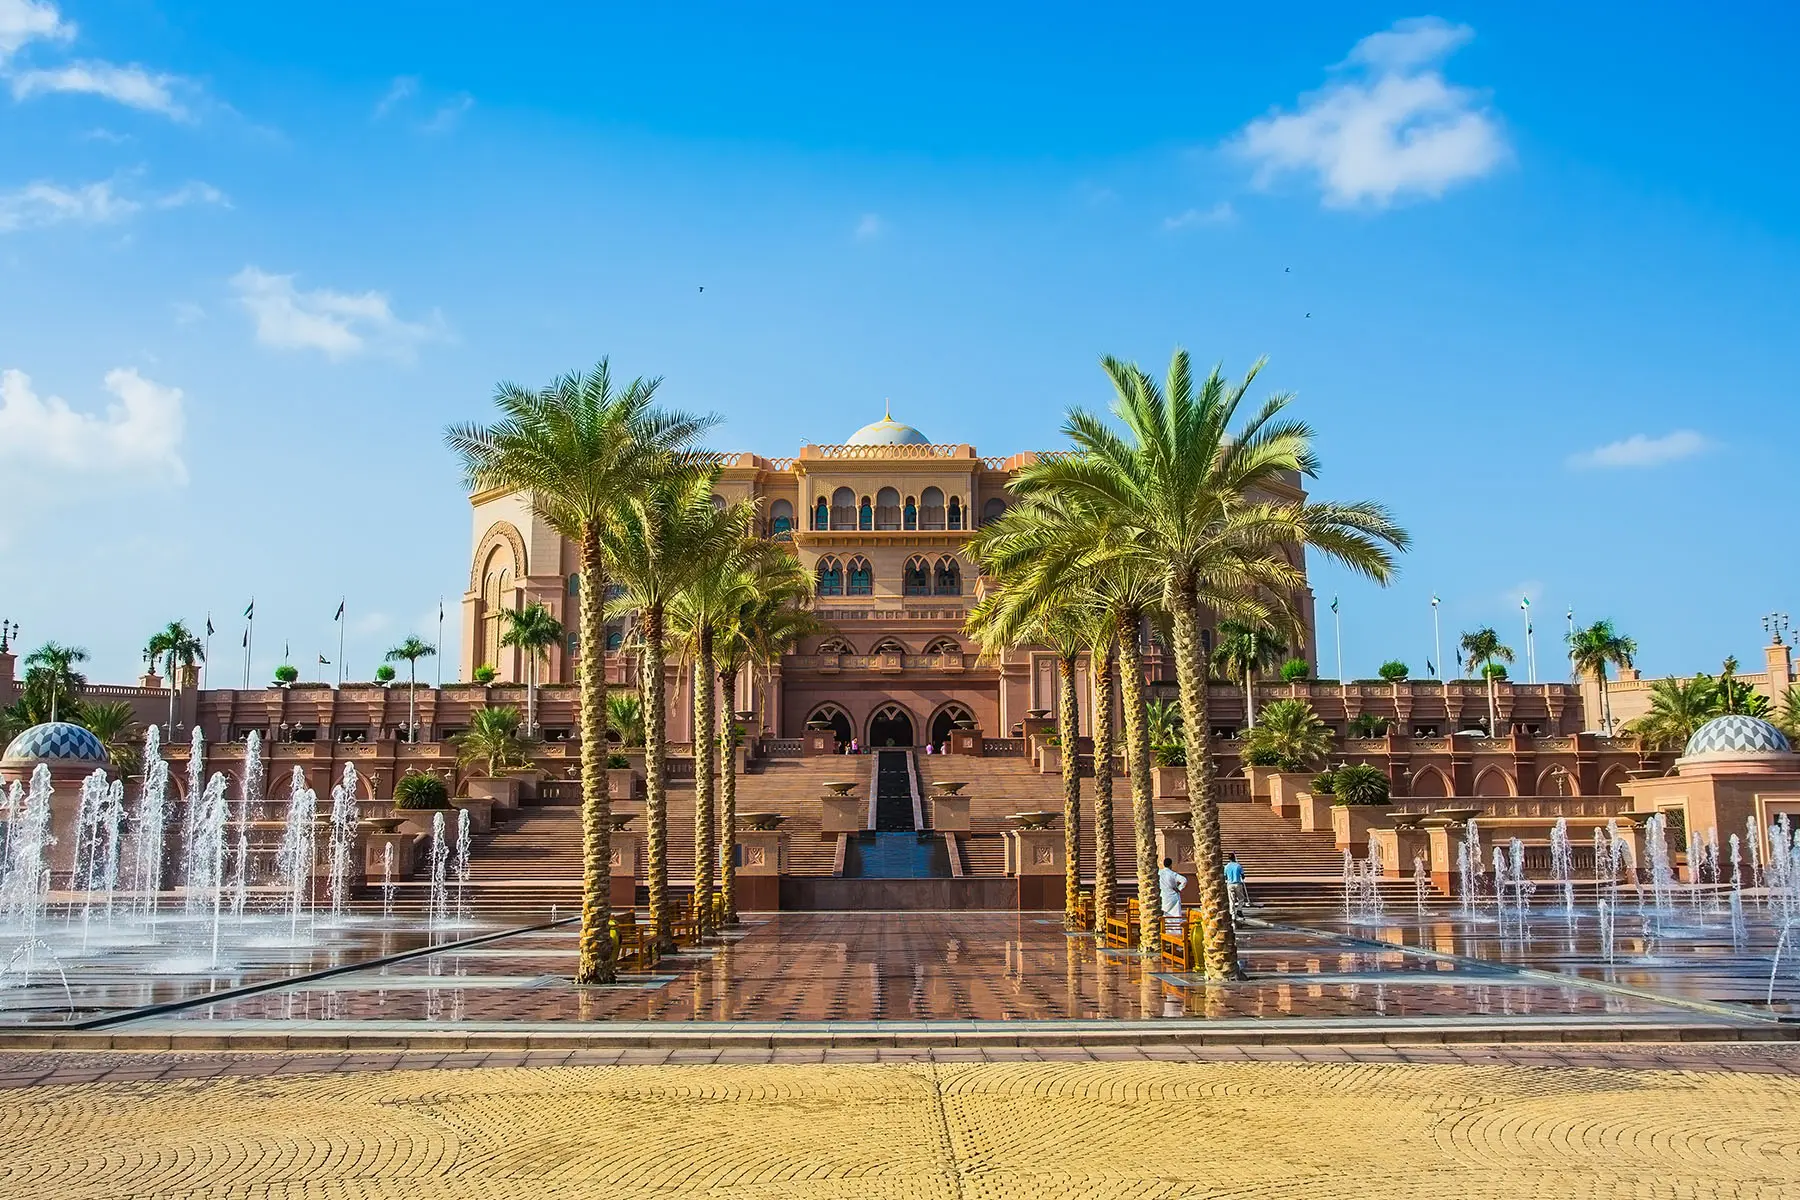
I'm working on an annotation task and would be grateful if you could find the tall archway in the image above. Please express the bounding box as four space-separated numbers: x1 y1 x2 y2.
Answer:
830 487 856 530
920 487 945 530
1473 766 1516 797
1409 766 1450 799
875 487 901 530
808 704 853 749
929 703 974 748
903 556 930 596
869 704 915 747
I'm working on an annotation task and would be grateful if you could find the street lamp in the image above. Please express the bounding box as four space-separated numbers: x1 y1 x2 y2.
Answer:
0 619 16 652
1763 612 1791 646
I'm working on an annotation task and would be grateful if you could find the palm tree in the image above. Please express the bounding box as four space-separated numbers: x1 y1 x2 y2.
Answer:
385 637 438 741
714 540 816 923
447 359 714 983
968 577 1090 931
1775 685 1800 742
1013 351 1407 979
78 700 140 778
23 642 88 724
1458 627 1514 736
668 497 760 938
455 705 534 777
499 602 564 736
1567 619 1637 735
1623 676 1718 751
1242 698 1332 771
605 469 735 950
1211 619 1287 729
606 694 646 747
968 489 1169 952
144 620 204 738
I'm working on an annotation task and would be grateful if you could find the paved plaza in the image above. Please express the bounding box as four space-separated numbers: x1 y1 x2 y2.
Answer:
2 1045 1799 1197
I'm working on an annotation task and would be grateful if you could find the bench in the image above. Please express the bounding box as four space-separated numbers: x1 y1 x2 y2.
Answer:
1103 898 1139 949
1159 912 1200 972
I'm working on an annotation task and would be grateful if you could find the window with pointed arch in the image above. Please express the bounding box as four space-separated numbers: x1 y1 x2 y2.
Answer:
903 556 930 596
858 496 873 531
846 556 873 596
870 637 907 655
947 496 963 530
903 495 917 530
816 636 854 655
923 636 961 656
816 556 844 596
933 556 961 595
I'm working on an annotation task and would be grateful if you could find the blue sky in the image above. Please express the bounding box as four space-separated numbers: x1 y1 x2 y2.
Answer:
1 2 1796 686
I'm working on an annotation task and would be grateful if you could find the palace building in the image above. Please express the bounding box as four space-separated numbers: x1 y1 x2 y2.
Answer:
461 409 1321 749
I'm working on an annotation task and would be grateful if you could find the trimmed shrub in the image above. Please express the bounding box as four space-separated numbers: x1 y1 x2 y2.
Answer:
1153 743 1187 767
273 664 299 684
1330 763 1392 806
1279 658 1311 682
374 664 396 684
473 664 498 684
606 752 629 769
1311 771 1336 795
393 771 450 809
1378 660 1410 682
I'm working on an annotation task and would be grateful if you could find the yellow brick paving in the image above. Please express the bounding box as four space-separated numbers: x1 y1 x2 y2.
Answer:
2 1060 1798 1198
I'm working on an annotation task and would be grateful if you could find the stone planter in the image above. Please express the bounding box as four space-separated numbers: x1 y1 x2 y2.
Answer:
1267 771 1317 819
1151 765 1188 800
465 776 521 812
607 767 636 800
1245 764 1280 800
1330 802 1396 850
392 806 450 837
1039 745 1063 776
449 795 495 834
506 769 546 802
930 795 970 833
1296 790 1335 833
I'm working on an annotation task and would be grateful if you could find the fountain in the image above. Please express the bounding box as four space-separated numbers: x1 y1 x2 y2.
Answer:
0 766 55 975
427 811 450 931
326 763 361 917
381 842 397 920
228 732 263 918
275 767 317 938
129 727 170 915
454 809 472 923
1549 817 1574 918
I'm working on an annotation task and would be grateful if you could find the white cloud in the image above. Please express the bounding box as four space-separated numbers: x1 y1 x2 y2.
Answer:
373 74 417 119
421 93 472 134
1162 201 1236 230
0 366 186 486
155 180 228 209
1235 16 1507 208
0 0 72 61
854 212 886 241
9 60 188 118
77 125 129 143
1567 430 1712 470
230 266 446 363
0 178 137 230
171 300 205 324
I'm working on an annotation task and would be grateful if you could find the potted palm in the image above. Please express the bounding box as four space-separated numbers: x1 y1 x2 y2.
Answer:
391 770 451 836
454 704 533 817
1241 698 1332 815
1327 762 1395 849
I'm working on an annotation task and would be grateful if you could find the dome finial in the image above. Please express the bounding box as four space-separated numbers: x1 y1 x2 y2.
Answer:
884 397 891 420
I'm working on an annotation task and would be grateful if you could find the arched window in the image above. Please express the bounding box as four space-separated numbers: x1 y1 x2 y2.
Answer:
479 547 513 673
817 636 854 655
816 556 844 596
903 496 917 530
871 637 907 654
933 556 961 595
847 556 873 596
875 487 901 530
567 573 580 598
920 487 945 530
808 704 854 749
858 496 873 531
770 499 794 540
711 494 727 511
606 623 624 652
566 631 580 660
923 637 961 656
903 555 931 596
831 487 856 531
930 704 975 747
947 496 963 530
814 496 829 530
981 497 1005 526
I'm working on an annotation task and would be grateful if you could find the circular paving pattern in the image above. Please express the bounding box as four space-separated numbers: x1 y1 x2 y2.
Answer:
1 1060 1798 1198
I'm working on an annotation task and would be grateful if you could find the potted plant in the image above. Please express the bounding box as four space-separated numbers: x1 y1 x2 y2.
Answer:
272 664 299 686
1240 697 1332 807
454 705 532 813
392 770 450 834
472 664 498 684
375 664 396 685
1327 762 1395 848
606 750 636 801
1151 741 1188 798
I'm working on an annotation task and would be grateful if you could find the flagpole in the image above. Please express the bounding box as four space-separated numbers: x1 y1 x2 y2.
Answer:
1332 598 1344 683
1566 608 1576 682
202 614 212 691
436 598 444 688
244 600 254 690
338 598 346 687
1431 595 1442 681
1522 599 1536 684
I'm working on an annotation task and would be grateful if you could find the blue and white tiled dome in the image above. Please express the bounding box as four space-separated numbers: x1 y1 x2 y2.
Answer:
1682 714 1792 758
2 721 109 765
845 405 931 446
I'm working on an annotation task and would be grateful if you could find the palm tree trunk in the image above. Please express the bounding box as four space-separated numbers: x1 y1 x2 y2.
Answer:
693 629 717 936
1057 653 1081 930
1091 634 1117 932
1170 585 1243 981
574 521 616 984
528 654 537 735
719 663 739 925
408 662 418 739
643 606 674 952
1244 667 1255 729
167 650 177 737
1115 610 1162 957
1600 672 1612 736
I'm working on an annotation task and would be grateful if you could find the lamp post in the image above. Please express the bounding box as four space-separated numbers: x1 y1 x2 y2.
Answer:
1763 612 1791 645
0 618 14 652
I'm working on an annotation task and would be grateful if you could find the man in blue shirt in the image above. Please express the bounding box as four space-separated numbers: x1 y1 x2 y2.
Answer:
1224 853 1249 917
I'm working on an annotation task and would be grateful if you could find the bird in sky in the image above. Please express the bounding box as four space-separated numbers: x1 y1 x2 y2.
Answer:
1305 312 1312 318
1284 267 1291 273
698 286 705 292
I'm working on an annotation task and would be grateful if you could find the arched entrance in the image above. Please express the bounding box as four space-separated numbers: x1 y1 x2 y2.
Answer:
929 704 973 749
868 704 915 748
807 704 853 750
